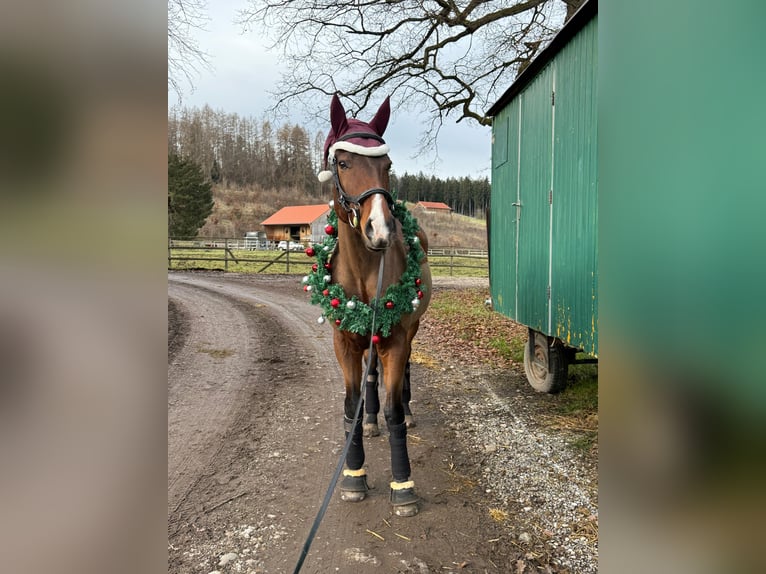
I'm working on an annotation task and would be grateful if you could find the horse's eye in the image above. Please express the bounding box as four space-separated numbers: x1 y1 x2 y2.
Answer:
338 160 349 170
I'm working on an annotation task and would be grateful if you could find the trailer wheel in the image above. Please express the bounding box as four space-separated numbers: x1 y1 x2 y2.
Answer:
523 329 568 393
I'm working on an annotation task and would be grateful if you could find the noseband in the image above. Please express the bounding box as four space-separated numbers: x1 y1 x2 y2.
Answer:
331 132 394 228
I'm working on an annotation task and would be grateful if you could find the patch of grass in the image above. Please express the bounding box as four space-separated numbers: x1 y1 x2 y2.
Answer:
557 377 598 416
488 335 525 363
421 288 528 366
569 433 597 452
428 288 492 319
427 255 487 278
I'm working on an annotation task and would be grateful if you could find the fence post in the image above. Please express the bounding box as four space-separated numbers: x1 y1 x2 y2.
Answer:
286 244 290 272
450 252 454 276
225 238 229 272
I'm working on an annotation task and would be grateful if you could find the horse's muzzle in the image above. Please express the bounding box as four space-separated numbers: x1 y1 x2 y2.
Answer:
364 197 394 251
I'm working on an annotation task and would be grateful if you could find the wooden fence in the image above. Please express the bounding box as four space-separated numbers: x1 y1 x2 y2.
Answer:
168 238 488 277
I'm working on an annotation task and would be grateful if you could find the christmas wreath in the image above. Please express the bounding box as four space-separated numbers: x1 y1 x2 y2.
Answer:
302 194 425 339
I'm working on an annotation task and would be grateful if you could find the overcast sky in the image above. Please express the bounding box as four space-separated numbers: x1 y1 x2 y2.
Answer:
171 0 492 180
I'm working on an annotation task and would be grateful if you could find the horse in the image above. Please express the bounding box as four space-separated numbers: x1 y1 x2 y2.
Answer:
304 94 431 517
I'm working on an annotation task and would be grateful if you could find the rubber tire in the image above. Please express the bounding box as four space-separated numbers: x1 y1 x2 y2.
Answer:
523 329 569 393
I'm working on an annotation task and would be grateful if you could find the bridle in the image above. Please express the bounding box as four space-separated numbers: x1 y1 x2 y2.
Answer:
330 132 394 229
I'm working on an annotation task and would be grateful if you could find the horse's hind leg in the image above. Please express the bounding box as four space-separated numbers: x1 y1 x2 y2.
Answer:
363 348 381 437
403 359 416 429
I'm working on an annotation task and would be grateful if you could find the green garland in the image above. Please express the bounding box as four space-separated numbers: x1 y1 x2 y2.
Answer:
302 193 426 338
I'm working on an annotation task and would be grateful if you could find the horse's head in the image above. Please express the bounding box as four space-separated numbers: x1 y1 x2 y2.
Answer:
318 95 396 252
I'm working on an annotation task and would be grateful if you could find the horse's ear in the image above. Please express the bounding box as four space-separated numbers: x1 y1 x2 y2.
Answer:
330 94 349 136
368 96 391 136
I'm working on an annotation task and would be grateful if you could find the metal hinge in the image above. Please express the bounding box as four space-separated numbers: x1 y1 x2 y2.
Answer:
551 90 555 106
549 189 553 204
546 285 551 300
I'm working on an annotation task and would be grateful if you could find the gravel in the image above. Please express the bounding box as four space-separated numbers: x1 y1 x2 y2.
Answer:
433 362 599 574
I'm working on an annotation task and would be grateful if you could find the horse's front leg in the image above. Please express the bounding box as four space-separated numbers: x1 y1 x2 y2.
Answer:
334 331 368 502
363 348 381 437
379 338 419 516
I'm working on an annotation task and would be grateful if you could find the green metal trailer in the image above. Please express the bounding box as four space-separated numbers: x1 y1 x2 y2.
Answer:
487 0 597 393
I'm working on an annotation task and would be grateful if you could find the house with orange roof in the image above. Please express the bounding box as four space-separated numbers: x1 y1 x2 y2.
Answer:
414 201 453 214
261 204 331 244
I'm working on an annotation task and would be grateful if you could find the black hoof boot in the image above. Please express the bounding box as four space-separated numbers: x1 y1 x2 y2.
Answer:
340 473 369 502
390 482 419 516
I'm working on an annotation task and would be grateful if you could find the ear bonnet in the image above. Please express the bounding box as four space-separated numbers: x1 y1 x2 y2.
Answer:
317 94 391 183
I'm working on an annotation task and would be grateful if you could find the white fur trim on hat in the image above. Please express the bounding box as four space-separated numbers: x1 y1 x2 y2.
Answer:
328 141 390 158
317 170 333 183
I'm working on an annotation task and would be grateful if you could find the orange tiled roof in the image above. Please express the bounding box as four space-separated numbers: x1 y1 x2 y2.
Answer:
261 204 330 226
417 201 452 210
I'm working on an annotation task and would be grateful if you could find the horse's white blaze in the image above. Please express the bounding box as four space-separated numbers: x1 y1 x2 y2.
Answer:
368 194 391 247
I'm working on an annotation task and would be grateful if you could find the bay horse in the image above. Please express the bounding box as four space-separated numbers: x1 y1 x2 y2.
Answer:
304 94 431 517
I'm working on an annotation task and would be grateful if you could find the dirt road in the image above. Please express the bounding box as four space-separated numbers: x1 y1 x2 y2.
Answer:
168 272 597 574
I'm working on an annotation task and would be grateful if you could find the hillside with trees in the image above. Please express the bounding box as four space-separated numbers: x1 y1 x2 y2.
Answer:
168 105 490 239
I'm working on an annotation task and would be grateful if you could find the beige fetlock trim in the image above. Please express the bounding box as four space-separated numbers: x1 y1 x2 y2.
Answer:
390 480 415 490
343 468 367 477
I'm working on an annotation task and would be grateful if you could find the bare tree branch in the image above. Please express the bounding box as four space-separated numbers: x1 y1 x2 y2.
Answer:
168 0 211 101
238 0 582 150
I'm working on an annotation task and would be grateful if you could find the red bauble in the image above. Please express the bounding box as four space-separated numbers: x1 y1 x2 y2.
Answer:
385 301 394 309
325 224 335 235
417 290 423 299
312 264 318 272
335 319 342 326
415 278 422 286
322 289 330 296
371 334 381 344
330 298 340 308
305 247 315 257
324 263 332 270
303 285 309 292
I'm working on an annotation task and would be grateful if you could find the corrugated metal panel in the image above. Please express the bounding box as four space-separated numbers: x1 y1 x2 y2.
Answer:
489 99 519 319
516 64 554 333
551 15 598 355
490 12 598 356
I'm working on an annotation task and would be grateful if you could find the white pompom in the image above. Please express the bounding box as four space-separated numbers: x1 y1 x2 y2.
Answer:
411 298 420 310
328 199 335 208
302 275 310 284
412 236 419 244
324 275 332 283
306 285 313 292
317 316 326 325
346 300 356 310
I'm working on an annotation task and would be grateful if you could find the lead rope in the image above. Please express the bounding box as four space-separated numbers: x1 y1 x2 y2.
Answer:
292 254 386 574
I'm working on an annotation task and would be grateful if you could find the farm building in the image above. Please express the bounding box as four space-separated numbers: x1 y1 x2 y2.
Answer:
414 201 453 214
261 204 331 244
487 0 597 392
